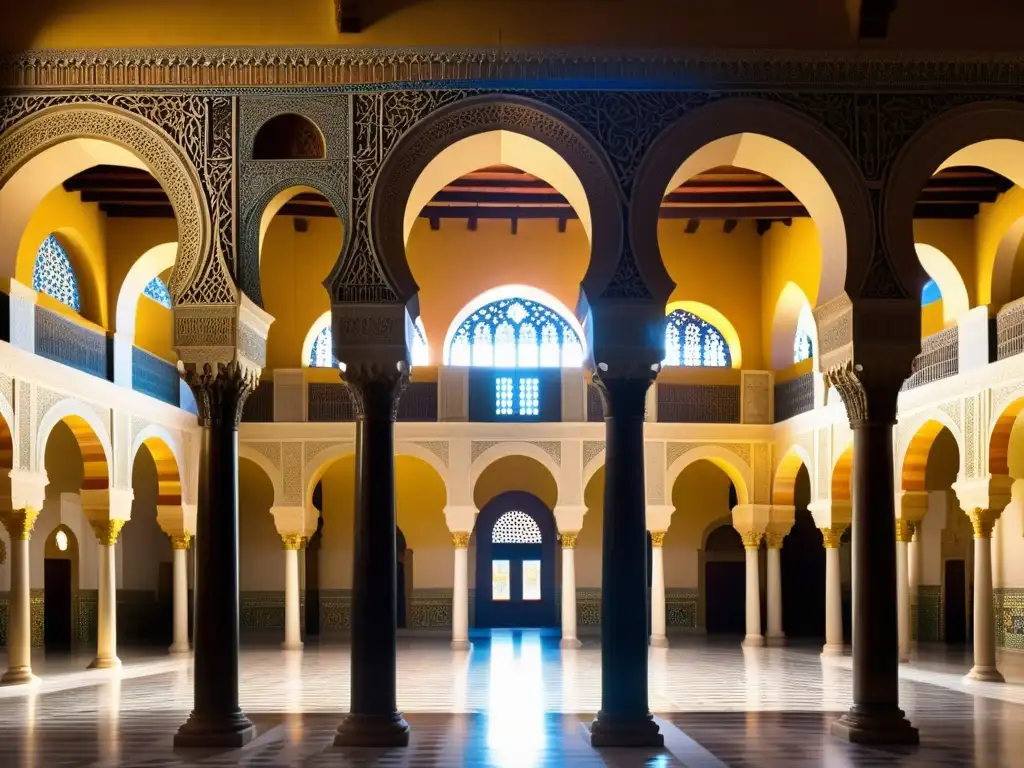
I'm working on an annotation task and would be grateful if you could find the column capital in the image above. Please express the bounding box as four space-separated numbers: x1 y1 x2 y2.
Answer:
270 505 317 538
591 365 656 420
281 533 304 550
820 525 847 549
182 360 260 429
553 505 588 533
342 362 409 422
0 509 39 541
740 530 763 550
894 518 915 543
967 509 1000 539
559 531 580 549
90 518 125 546
444 505 478 533
649 530 666 547
170 532 192 550
645 504 674 533
952 475 1014 518
764 532 786 549
157 504 198 539
808 499 852 529
8 470 48 513
451 531 471 548
895 490 930 522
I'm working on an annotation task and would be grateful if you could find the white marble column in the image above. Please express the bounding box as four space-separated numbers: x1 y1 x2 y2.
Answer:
89 520 125 670
649 531 668 647
169 534 191 653
451 532 471 650
765 533 785 645
966 510 1003 682
282 534 303 651
741 531 764 647
896 520 913 663
821 526 846 657
559 531 582 649
1 510 39 685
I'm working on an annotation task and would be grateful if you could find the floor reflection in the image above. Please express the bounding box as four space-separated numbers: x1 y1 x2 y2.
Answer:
483 630 548 767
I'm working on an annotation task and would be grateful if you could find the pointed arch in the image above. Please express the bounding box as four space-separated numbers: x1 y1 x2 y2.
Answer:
130 425 185 506
36 400 111 490
666 444 751 506
773 446 812 506
900 417 964 492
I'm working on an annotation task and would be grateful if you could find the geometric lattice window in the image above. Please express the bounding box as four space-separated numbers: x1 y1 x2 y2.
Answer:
309 317 428 368
448 297 584 368
142 276 172 308
793 306 815 364
921 279 941 306
491 510 543 544
663 309 730 367
32 234 80 311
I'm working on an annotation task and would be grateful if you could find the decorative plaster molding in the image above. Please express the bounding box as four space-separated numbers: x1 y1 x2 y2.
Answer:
582 439 605 468
666 440 751 469
409 440 450 468
246 441 282 471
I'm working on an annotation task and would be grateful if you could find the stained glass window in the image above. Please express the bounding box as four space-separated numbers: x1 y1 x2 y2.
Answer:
448 297 584 368
492 510 543 544
143 277 172 308
922 279 941 306
492 560 511 601
663 310 731 367
32 234 80 311
794 307 815 363
309 318 428 368
522 560 541 601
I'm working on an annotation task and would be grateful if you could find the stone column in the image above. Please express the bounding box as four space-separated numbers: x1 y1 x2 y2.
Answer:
169 534 192 654
895 519 913 663
649 531 668 648
741 531 764 647
821 526 846 657
282 534 303 651
451 532 471 651
175 363 258 749
765 532 785 645
828 367 917 745
559 532 582 649
908 524 921 623
589 370 663 748
88 519 125 670
0 508 40 685
966 509 1003 682
334 364 411 748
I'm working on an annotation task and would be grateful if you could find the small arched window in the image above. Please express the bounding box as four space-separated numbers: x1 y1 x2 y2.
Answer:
308 318 429 368
492 510 542 544
32 234 80 312
142 277 172 309
448 297 584 368
793 306 815 364
922 279 941 306
663 310 730 367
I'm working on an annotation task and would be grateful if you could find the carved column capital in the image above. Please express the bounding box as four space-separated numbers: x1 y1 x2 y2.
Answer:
451 531 471 549
967 509 1000 540
894 519 915 543
824 360 903 427
342 362 409 422
764 532 786 550
820 525 847 549
740 531 763 550
649 531 666 548
0 510 39 541
560 531 580 549
90 519 126 546
281 533 304 551
182 361 259 428
591 365 656 421
170 533 192 550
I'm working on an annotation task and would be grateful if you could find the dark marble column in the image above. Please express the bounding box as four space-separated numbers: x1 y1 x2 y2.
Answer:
175 363 257 748
334 363 410 748
590 369 663 748
828 367 918 745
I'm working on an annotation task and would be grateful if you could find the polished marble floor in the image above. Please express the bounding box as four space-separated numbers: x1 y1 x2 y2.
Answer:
0 633 1021 766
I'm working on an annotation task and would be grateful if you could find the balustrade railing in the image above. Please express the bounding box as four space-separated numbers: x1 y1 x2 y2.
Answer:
242 380 275 422
997 295 1024 360
131 347 179 407
34 306 108 380
901 326 959 391
774 372 815 422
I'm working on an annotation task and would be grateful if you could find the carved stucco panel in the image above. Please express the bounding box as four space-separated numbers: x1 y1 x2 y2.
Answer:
246 441 282 471
409 440 450 468
281 442 303 505
583 440 605 469
665 441 752 471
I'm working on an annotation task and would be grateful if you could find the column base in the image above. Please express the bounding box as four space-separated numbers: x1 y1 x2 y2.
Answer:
174 711 257 749
766 634 786 647
830 708 919 745
450 639 472 651
88 656 121 670
742 634 765 648
589 711 664 748
649 636 669 648
168 643 191 655
334 712 410 748
559 637 582 649
0 666 38 686
281 641 304 652
966 665 1005 683
820 643 845 658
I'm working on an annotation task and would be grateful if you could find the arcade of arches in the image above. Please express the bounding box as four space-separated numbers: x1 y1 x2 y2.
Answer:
7 12 1024 764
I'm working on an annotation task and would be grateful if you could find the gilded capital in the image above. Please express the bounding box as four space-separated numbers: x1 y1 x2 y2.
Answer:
170 533 192 550
452 531 471 548
820 525 846 549
894 519 915 543
649 531 665 547
560 531 580 549
967 509 1000 539
740 531 763 550
282 533 304 551
0 509 39 541
91 519 125 546
764 532 786 550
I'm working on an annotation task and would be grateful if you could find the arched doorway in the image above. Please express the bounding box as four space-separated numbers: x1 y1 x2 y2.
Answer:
704 524 745 635
396 526 411 630
780 465 825 638
475 491 557 629
43 525 78 651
